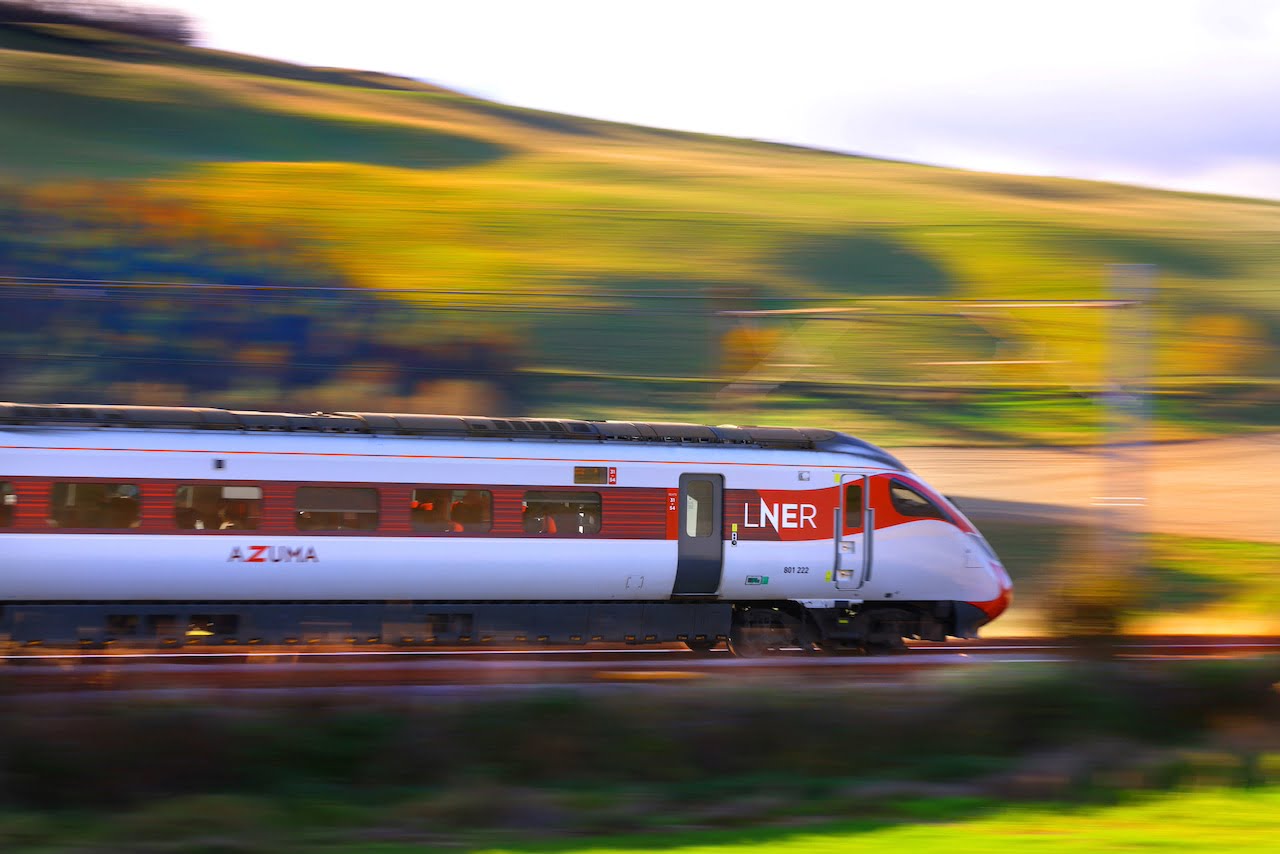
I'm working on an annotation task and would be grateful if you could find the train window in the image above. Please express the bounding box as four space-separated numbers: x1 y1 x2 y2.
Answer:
0 482 13 527
175 484 263 530
889 480 947 521
843 482 864 533
295 487 380 531
685 480 714 538
522 490 601 535
48 482 141 529
410 488 492 533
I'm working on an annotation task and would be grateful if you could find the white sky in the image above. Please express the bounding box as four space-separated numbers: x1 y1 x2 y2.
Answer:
146 0 1280 200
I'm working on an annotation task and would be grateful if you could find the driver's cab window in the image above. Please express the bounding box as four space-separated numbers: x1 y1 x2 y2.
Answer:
889 480 948 521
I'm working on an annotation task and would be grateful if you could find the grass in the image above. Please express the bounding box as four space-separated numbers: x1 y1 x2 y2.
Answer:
0 658 1275 849
3 773 1280 851
0 81 509 177
465 789 1280 854
1134 538 1280 633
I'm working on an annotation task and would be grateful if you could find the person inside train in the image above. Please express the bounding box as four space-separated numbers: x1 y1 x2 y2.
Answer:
175 506 200 529
410 494 451 532
104 486 141 529
522 504 557 534
218 502 250 530
449 490 488 531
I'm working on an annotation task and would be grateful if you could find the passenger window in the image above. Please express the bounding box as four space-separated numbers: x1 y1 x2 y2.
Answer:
410 488 492 532
295 487 379 531
843 482 864 533
684 480 714 538
522 490 601 535
48 482 141 529
0 482 14 527
175 484 263 530
889 481 947 521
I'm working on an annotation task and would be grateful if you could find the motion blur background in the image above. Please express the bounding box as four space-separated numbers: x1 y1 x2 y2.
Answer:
3 0 1278 434
0 1 1274 622
2 0 1278 639
1 4 1279 851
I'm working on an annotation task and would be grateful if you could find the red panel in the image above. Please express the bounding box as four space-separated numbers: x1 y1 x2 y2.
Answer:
724 486 839 542
491 489 526 536
137 482 172 532
602 487 667 539
0 477 673 540
260 483 296 531
868 474 963 532
11 478 49 530
380 485 416 534
969 586 1012 621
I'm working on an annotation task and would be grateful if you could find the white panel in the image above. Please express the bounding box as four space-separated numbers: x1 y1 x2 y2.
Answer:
0 534 678 601
861 521 1001 603
719 539 835 599
0 426 899 489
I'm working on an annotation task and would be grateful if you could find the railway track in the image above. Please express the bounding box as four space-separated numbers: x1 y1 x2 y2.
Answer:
0 637 1274 697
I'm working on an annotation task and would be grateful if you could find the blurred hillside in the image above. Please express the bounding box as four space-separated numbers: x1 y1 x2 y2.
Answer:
1 19 1278 442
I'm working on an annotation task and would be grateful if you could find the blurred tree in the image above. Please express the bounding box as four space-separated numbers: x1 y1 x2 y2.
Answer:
1176 314 1269 378
719 323 782 381
1045 527 1142 656
0 0 196 44
0 182 529 412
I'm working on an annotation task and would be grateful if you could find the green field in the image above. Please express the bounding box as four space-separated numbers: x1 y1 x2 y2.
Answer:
474 789 1280 854
967 518 1280 635
2 21 1278 438
5 788 1280 853
2 658 1279 852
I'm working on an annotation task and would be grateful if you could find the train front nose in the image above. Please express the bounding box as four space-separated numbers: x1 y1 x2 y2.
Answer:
979 559 1014 622
960 531 1012 633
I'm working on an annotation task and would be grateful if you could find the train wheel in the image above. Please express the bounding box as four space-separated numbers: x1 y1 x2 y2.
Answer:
685 639 719 655
727 607 791 657
860 608 913 654
726 629 771 658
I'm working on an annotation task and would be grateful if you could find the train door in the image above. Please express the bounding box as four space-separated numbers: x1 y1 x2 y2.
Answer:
672 473 724 595
835 474 872 590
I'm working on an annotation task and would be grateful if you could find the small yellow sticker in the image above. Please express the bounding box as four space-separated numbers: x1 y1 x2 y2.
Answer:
825 571 833 582
731 523 738 532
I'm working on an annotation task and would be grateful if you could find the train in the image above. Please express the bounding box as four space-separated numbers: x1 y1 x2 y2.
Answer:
0 402 1011 653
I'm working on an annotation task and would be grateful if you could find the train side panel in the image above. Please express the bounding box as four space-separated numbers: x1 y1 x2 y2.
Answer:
0 534 678 601
0 413 1009 649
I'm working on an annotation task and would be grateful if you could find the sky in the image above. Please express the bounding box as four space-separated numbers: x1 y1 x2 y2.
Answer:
143 0 1280 200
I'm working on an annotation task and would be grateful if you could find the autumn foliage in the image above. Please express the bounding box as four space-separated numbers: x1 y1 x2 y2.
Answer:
0 182 525 412
0 0 195 44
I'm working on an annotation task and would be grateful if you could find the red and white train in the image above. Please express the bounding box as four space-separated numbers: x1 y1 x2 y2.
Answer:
0 403 1011 653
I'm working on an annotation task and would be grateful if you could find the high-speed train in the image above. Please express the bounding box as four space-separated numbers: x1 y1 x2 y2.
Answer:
0 402 1010 653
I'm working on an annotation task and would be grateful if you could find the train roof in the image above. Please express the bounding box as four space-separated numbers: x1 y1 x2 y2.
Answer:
0 402 906 469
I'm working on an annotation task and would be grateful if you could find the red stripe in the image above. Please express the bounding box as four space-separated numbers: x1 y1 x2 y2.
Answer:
0 477 671 539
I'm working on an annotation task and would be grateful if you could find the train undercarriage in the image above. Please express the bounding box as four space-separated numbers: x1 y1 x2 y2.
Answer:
0 599 986 655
